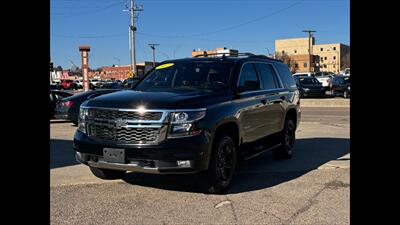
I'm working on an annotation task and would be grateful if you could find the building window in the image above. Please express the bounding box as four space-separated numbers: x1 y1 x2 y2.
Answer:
320 48 323 51
333 65 336 68
333 56 336 60
324 57 327 60
304 62 308 68
295 63 299 68
294 50 297 53
282 50 285 54
324 64 327 68
333 47 336 51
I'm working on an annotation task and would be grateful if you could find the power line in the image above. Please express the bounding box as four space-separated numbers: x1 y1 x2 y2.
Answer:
51 1 123 19
51 33 126 38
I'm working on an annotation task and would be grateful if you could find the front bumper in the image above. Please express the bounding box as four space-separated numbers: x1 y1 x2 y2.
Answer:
73 130 211 174
301 89 326 97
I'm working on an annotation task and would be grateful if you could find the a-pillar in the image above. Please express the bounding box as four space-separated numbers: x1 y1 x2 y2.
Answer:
79 45 91 91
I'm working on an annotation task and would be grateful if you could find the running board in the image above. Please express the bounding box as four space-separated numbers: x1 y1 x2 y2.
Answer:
244 143 282 160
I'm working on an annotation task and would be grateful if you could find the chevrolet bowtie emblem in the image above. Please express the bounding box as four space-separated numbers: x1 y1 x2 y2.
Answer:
115 119 128 128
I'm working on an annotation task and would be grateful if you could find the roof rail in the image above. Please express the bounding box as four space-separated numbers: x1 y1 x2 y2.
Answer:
248 54 283 62
193 52 283 62
193 52 255 58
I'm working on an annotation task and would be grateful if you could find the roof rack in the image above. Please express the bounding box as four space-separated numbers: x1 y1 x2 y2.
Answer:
193 52 282 62
193 52 255 58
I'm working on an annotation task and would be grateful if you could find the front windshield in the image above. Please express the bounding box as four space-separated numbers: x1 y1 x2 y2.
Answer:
134 62 233 92
298 77 319 84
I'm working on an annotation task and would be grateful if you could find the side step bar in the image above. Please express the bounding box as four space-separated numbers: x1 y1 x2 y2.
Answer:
244 143 282 160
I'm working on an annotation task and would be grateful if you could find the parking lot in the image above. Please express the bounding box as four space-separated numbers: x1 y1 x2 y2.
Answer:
50 106 349 225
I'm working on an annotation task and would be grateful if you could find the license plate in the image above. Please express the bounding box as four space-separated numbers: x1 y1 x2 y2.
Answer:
103 148 125 163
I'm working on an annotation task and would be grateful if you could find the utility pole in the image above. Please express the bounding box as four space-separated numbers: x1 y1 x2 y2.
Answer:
302 30 316 72
148 43 159 67
125 0 143 77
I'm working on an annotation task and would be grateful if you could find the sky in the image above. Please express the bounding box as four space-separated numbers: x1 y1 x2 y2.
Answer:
50 0 350 69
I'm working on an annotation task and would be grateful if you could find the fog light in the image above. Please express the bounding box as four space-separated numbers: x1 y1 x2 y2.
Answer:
177 160 192 168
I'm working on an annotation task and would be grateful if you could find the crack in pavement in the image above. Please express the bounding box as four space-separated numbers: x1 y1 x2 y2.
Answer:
282 174 343 225
227 199 285 224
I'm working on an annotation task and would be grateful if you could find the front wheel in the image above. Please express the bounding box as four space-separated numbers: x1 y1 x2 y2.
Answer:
197 135 237 194
273 119 295 159
89 166 126 180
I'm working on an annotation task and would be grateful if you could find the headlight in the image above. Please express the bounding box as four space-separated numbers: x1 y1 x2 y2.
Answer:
168 110 206 138
348 86 350 90
78 107 88 134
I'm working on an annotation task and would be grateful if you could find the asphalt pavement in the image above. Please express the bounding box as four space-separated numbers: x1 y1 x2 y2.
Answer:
50 106 349 225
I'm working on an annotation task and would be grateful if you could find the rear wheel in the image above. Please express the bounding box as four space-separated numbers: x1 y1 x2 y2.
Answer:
343 90 349 98
273 119 295 159
89 166 126 179
197 135 237 194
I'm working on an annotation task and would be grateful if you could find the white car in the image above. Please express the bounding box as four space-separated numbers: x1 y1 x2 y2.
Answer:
89 79 101 87
314 72 334 90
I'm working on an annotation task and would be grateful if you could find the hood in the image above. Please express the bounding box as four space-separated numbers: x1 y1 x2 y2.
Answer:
84 89 232 109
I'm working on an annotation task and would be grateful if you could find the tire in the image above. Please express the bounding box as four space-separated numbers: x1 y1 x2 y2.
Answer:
197 135 237 194
89 166 126 180
343 90 349 99
273 119 295 159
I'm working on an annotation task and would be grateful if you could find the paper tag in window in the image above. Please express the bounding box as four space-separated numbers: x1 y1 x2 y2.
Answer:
156 63 174 70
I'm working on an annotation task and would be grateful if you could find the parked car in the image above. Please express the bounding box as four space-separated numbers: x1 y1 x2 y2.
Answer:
75 80 83 89
49 90 73 119
331 75 350 98
90 79 102 87
74 54 301 194
292 72 313 78
313 72 334 91
294 76 326 98
60 79 78 90
54 89 121 125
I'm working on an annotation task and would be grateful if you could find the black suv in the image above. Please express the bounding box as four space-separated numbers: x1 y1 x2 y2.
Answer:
331 75 350 98
73 54 301 193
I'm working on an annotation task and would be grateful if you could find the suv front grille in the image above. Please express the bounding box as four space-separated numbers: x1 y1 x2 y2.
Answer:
89 109 162 121
88 124 160 144
86 108 167 144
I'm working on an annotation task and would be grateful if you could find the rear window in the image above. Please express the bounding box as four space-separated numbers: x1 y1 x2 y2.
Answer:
275 63 296 89
298 77 319 84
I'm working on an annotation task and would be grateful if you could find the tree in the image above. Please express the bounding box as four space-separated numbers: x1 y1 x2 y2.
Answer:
275 52 296 73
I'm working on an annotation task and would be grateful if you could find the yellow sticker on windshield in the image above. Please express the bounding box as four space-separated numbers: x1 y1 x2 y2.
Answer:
156 63 174 70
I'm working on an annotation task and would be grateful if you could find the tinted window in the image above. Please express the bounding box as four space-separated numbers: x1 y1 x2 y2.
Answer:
238 63 260 91
135 62 233 92
298 77 320 84
255 63 279 90
275 63 296 89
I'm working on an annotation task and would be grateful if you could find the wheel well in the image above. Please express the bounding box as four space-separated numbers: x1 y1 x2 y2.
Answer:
214 122 239 147
285 108 297 128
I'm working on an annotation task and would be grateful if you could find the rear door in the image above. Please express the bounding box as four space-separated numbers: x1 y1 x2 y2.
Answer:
254 62 286 135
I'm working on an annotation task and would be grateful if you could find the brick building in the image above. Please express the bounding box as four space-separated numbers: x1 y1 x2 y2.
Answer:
275 37 350 73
